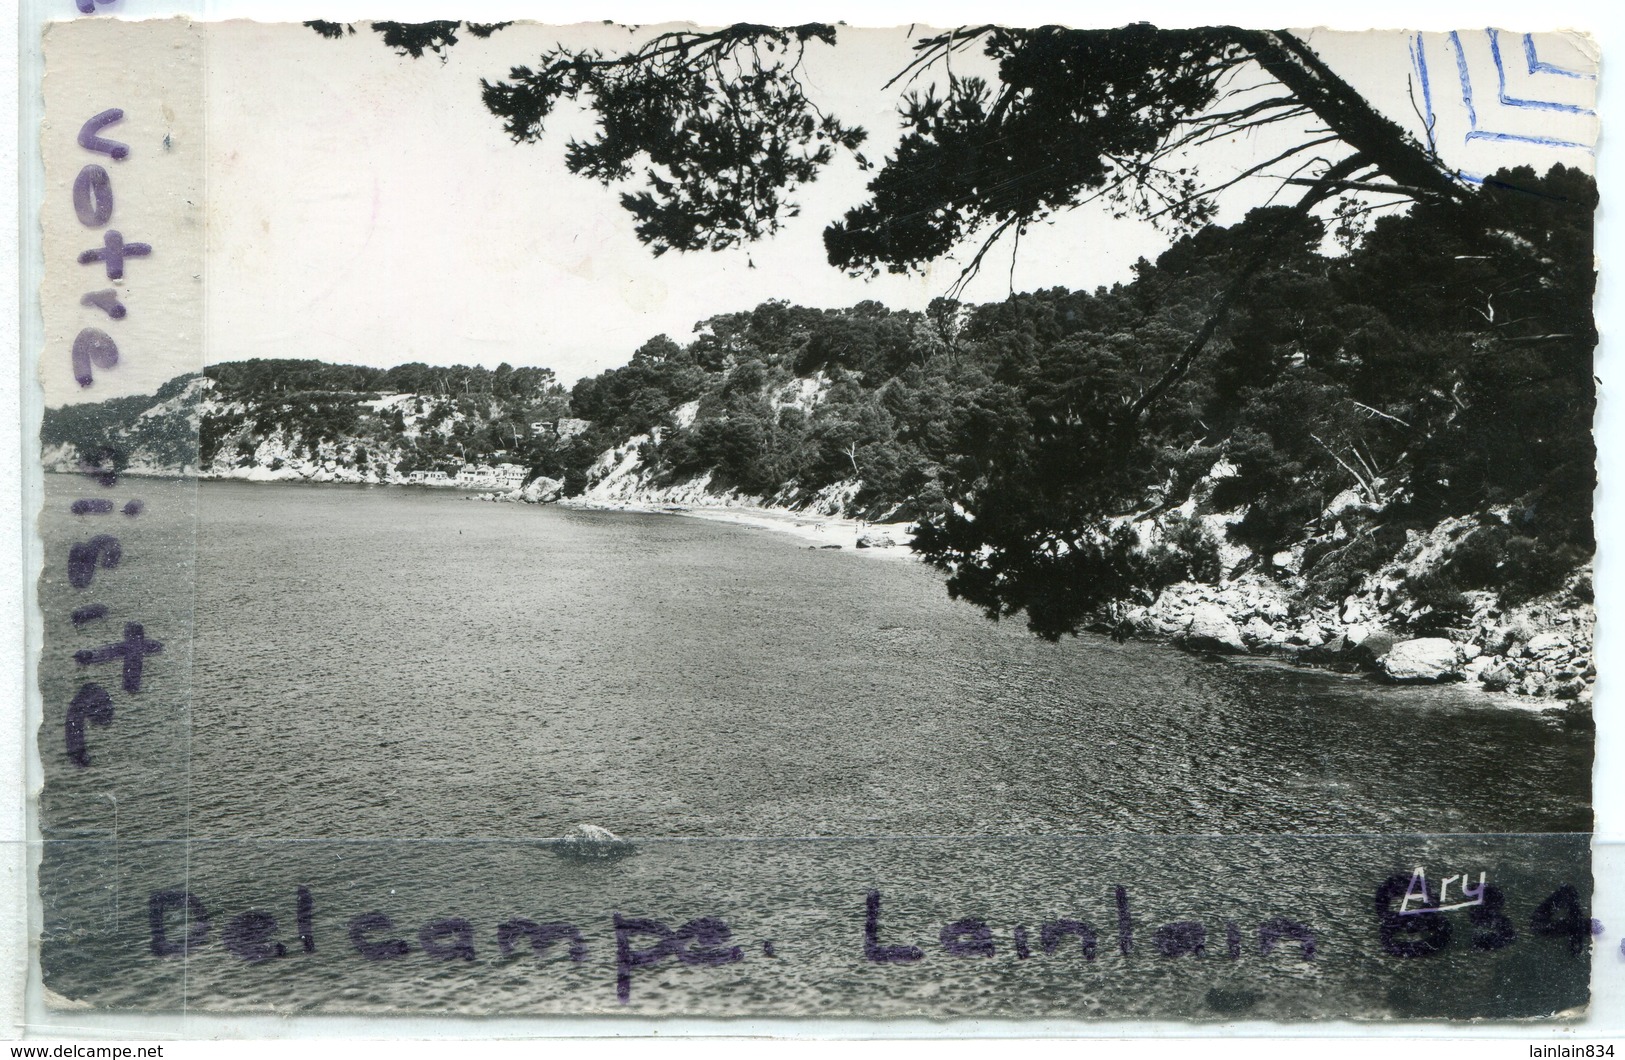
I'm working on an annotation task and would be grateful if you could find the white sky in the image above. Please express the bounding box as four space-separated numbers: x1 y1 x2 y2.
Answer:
197 18 1597 384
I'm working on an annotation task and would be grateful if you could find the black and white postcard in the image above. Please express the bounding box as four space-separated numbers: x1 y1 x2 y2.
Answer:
21 7 1610 1030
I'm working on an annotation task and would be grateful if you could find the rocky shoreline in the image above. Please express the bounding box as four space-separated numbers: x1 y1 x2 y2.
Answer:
1112 572 1594 715
51 455 1594 714
489 468 1596 715
338 465 1604 714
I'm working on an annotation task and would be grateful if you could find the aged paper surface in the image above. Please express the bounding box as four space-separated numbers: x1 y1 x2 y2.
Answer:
22 9 1609 1030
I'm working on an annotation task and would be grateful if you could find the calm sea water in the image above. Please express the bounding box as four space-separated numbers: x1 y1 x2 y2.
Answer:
37 478 1593 1018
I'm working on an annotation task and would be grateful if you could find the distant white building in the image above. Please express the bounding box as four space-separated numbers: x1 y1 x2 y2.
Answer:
406 470 452 486
453 462 528 489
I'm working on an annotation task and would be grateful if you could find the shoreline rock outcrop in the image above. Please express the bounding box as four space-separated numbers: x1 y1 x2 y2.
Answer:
46 398 1593 712
1176 604 1247 654
1379 638 1462 683
1125 567 1592 711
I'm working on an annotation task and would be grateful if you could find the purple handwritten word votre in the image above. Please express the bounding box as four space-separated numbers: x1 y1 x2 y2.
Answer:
71 109 140 388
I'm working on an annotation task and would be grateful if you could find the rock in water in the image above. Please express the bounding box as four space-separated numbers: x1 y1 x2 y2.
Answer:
856 533 896 549
553 823 633 860
521 476 565 504
1179 604 1247 654
1380 638 1463 683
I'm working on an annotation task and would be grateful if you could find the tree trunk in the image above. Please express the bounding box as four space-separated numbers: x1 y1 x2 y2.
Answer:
1234 30 1467 207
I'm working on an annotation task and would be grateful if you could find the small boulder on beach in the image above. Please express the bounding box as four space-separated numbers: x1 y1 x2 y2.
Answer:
1347 629 1400 669
1525 632 1571 657
1178 604 1247 654
1240 615 1279 647
1379 638 1463 683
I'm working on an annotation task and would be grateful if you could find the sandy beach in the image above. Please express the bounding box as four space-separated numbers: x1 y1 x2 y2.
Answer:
561 497 919 559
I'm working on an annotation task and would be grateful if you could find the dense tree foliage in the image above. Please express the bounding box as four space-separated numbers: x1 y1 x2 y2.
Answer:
293 22 1594 638
188 360 567 476
204 358 559 401
568 165 1594 636
315 21 1462 272
306 19 513 58
44 162 1594 637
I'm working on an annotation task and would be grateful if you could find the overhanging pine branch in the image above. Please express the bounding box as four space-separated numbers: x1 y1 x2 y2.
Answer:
1232 29 1466 205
